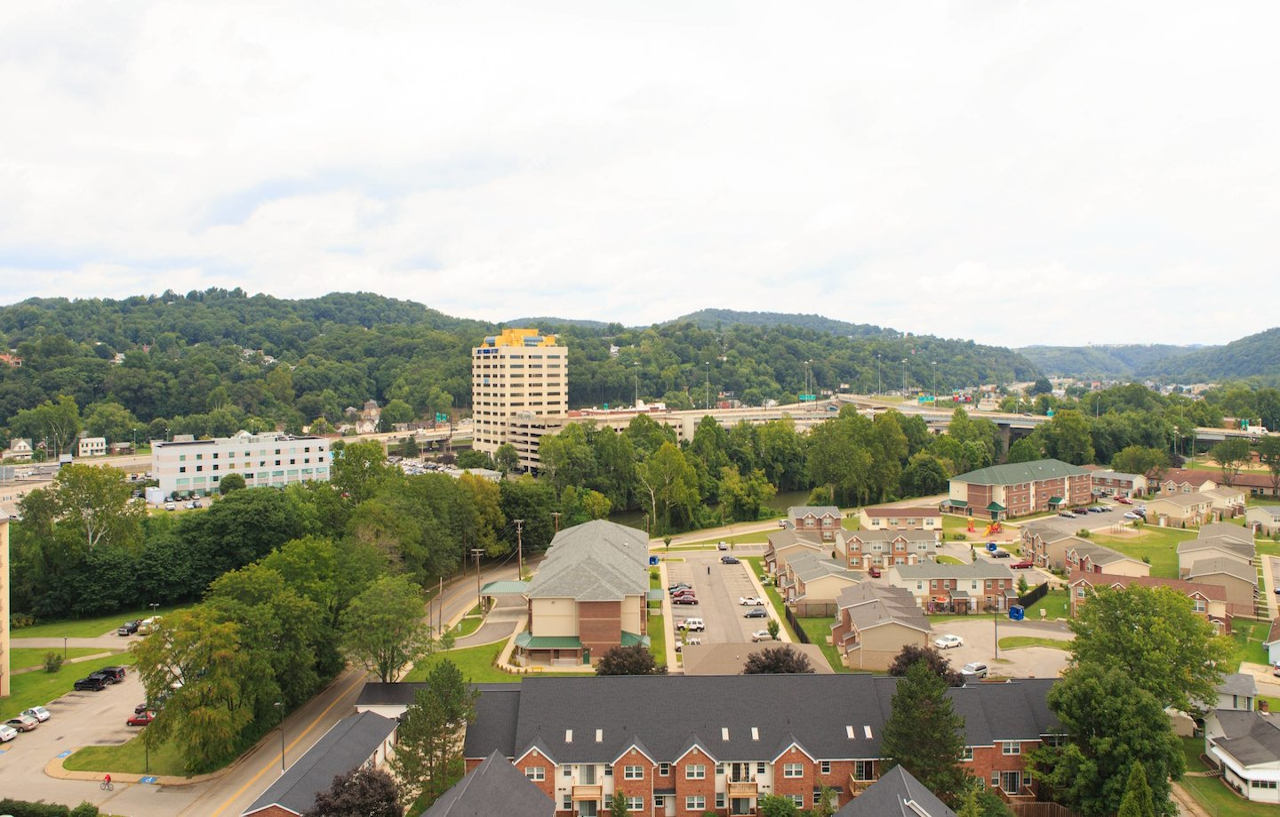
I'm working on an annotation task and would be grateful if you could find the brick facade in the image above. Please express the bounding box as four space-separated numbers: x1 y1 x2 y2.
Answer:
578 600 623 657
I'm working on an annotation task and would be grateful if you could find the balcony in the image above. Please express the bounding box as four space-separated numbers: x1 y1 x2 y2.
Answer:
847 775 874 795
571 784 603 802
727 780 758 798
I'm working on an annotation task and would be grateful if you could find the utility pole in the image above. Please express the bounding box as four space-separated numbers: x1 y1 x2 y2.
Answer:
550 511 561 533
438 576 443 635
634 361 640 409
471 547 485 611
876 353 881 396
514 518 525 580
901 359 907 396
705 361 711 410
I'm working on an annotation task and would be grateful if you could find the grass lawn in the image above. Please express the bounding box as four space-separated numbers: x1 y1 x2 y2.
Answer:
404 642 510 683
997 636 1068 651
1178 736 1278 816
680 531 771 547
1229 618 1271 670
648 614 666 669
3 653 137 721
10 647 117 671
452 616 484 639
745 557 800 642
796 617 847 673
12 604 188 639
1088 526 1195 579
64 732 188 777
936 555 965 565
1029 588 1070 621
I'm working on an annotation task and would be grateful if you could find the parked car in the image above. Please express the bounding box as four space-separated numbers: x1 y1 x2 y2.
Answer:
683 618 705 632
102 666 127 683
671 589 697 599
668 583 691 593
934 634 963 650
1123 512 1142 520
164 501 176 511
750 630 773 642
74 676 107 692
134 702 151 715
739 596 765 606
21 706 51 723
1273 663 1280 678
117 620 141 636
1116 497 1133 505
137 616 161 634
0 725 17 743
1057 512 1075 519
720 555 740 564
717 541 728 551
867 566 881 578
673 638 683 653
1087 506 1106 513
127 710 156 727
991 550 1012 559
5 714 38 732
672 595 699 605
744 608 768 619
1011 559 1034 569
961 662 989 680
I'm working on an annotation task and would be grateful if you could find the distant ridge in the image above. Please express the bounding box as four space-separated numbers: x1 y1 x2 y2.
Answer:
1017 344 1197 379
1135 327 1280 381
669 308 889 338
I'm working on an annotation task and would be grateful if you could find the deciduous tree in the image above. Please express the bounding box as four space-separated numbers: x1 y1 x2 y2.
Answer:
304 767 402 817
743 645 813 674
888 644 964 687
340 575 434 682
51 463 145 550
1211 438 1252 487
596 645 663 675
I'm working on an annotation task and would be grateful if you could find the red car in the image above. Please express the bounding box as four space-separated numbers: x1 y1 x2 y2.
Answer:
126 711 156 727
1011 560 1034 569
672 595 699 605
1116 497 1132 505
867 567 881 578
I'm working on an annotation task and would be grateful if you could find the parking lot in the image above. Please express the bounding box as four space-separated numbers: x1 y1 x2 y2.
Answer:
930 617 1073 679
664 548 778 646
1020 501 1140 537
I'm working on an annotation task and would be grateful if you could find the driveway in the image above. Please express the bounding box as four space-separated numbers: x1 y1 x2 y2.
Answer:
930 617 1072 679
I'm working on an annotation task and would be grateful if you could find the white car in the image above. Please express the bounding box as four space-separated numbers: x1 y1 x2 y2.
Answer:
1123 511 1141 520
934 634 963 650
22 706 51 723
751 630 774 642
0 724 16 742
739 596 765 606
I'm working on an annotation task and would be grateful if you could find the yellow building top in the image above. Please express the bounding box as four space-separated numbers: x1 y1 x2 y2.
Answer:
481 328 559 348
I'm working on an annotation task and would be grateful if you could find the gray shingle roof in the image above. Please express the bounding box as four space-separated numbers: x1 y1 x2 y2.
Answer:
836 584 930 634
952 459 1088 486
851 529 938 545
526 520 648 601
789 505 842 518
1197 522 1255 544
1218 673 1258 698
1178 537 1254 561
1187 557 1257 584
420 750 554 817
833 765 957 817
1214 710 1280 767
460 675 1058 765
243 711 397 817
891 561 1016 582
788 552 862 584
1067 542 1142 567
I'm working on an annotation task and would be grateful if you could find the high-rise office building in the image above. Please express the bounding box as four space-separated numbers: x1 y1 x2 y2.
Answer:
472 329 568 471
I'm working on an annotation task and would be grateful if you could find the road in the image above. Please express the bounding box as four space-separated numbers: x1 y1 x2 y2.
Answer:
2 555 529 817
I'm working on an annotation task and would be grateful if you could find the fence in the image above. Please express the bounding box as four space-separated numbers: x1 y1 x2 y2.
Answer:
783 608 811 644
1010 802 1079 817
1018 581 1049 608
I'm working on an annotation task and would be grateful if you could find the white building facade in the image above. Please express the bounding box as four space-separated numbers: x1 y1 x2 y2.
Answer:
151 431 330 497
472 329 567 471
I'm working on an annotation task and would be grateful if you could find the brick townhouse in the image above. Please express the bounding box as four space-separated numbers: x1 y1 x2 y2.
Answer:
384 674 1064 816
788 505 843 542
888 562 1019 613
842 529 938 570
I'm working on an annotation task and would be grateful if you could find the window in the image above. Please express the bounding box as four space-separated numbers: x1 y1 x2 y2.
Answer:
524 767 544 781
627 796 643 810
757 762 766 775
790 795 804 807
853 761 874 781
654 796 665 808
1194 598 1206 612
814 791 823 805
783 763 803 778
563 767 572 777
1076 587 1086 598
820 761 831 774
1002 742 1021 755
624 765 643 780
604 766 613 776
562 795 572 810
686 764 706 779
658 763 670 776
960 747 973 762
715 793 725 809
991 771 1000 788
685 796 705 811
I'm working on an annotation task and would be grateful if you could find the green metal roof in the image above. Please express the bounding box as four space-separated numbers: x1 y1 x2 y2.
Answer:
514 633 582 650
953 459 1089 486
986 501 1006 511
941 499 969 508
1047 496 1064 506
620 631 651 648
481 580 530 596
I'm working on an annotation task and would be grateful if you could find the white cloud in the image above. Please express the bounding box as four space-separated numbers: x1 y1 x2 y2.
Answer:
1 1 1278 348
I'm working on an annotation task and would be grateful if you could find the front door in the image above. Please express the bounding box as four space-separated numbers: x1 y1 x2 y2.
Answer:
1001 771 1021 794
579 802 598 817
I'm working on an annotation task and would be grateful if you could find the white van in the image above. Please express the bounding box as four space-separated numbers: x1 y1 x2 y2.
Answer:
683 618 705 632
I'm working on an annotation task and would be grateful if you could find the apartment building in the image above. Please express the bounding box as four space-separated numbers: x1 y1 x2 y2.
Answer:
151 431 330 497
1067 572 1230 633
858 505 941 532
77 436 107 458
888 561 1018 613
472 329 568 471
841 530 938 570
434 675 1060 816
788 506 843 542
946 459 1092 520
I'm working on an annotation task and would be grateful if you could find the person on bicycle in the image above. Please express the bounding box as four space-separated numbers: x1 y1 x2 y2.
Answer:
103 773 111 787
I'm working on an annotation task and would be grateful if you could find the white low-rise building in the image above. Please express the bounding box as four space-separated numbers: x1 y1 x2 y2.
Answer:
77 436 107 458
151 430 330 497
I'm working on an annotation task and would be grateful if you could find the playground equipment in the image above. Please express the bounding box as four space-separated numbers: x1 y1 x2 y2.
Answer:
967 519 976 533
984 522 1002 536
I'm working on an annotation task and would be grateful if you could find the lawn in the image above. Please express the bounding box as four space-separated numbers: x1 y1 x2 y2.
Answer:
10 647 118 671
1029 588 1070 621
1089 526 1195 579
451 616 484 639
1229 618 1271 670
11 604 188 639
2 653 137 721
404 642 510 683
745 557 800 642
997 636 1068 651
1177 736 1278 816
64 732 188 777
936 555 965 565
648 613 667 669
796 617 847 673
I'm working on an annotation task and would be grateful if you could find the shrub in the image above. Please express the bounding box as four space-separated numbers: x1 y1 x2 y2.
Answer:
43 652 64 673
1076 529 1091 538
10 613 37 629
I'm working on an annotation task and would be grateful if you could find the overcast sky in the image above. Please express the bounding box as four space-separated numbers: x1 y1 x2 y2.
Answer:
3 2 1277 348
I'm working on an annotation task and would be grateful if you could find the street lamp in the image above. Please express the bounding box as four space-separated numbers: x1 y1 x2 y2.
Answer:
634 361 640 409
932 361 937 398
901 359 907 396
876 353 881 396
705 362 711 410
274 701 286 771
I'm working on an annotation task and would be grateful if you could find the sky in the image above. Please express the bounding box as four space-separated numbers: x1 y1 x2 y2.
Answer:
2 2 1278 349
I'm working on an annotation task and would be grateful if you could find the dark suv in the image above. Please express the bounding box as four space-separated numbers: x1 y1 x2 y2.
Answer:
73 676 107 692
99 666 127 683
117 620 141 636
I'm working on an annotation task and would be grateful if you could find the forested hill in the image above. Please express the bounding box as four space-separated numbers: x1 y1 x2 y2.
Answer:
1134 327 1280 382
1017 344 1196 379
671 308 889 338
0 290 1040 446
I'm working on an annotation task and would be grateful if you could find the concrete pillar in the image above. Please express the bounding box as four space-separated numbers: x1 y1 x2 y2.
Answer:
1 513 9 697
